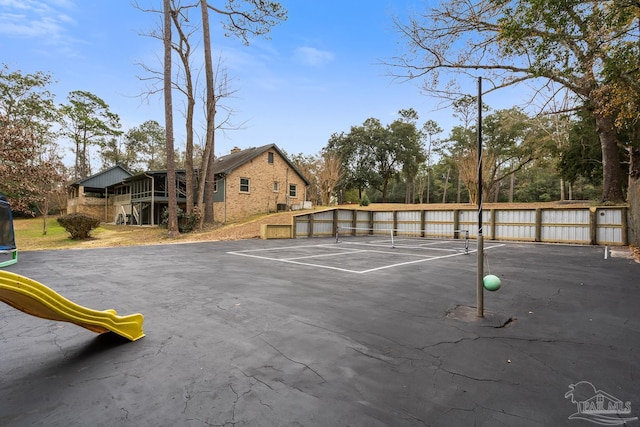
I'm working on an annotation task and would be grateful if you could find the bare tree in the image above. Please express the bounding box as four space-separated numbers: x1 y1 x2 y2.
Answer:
317 152 343 205
171 3 198 215
164 0 179 237
198 0 287 225
135 1 198 214
198 0 216 226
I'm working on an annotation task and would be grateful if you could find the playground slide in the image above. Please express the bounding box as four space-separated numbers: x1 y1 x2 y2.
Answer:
0 270 144 341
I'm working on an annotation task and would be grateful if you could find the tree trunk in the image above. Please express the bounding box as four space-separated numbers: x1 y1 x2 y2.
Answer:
198 0 216 226
164 0 179 237
426 168 431 203
405 178 411 204
509 173 514 203
629 178 640 247
204 142 216 223
41 198 48 235
594 112 625 202
442 166 450 203
569 182 573 200
560 178 565 201
628 147 640 247
170 11 196 215
382 179 389 202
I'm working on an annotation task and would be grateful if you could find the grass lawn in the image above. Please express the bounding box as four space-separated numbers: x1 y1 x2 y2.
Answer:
13 217 170 251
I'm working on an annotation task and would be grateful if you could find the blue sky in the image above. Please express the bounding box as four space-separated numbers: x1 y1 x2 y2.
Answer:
1 0 515 168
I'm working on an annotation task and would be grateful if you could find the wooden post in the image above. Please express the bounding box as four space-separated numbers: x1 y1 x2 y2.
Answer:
490 209 496 240
453 209 460 239
621 207 628 246
589 207 598 245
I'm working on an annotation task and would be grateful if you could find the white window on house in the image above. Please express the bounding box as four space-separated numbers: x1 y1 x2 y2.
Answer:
240 177 250 193
289 184 297 198
213 180 218 193
273 181 279 192
268 152 274 164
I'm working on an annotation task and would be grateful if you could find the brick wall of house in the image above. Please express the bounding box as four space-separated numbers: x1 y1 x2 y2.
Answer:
213 149 307 222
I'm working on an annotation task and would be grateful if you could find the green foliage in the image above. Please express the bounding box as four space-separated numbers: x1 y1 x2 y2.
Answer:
341 189 361 204
0 65 66 215
123 120 167 171
213 0 288 44
559 111 603 186
359 194 370 206
57 214 101 239
161 207 199 233
60 90 122 180
391 0 637 201
327 110 426 202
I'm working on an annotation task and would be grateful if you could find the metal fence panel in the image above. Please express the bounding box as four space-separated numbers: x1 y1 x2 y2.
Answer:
596 208 624 244
293 207 626 245
396 211 421 234
494 210 536 240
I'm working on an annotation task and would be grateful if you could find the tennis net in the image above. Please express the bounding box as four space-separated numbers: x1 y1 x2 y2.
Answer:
335 226 470 254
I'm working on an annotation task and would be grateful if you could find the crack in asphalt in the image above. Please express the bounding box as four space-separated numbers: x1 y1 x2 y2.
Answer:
348 346 398 365
240 369 274 391
261 339 327 384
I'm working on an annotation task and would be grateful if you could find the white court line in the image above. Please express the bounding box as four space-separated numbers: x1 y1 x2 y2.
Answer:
286 249 370 261
339 240 464 252
228 243 506 274
229 243 363 254
229 250 368 273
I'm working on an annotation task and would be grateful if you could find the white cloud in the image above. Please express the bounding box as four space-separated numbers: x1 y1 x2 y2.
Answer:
0 0 76 46
293 46 335 66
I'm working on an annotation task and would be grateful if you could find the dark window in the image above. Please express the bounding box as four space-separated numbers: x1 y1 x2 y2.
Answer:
273 182 279 192
240 178 250 193
268 152 274 164
289 184 297 198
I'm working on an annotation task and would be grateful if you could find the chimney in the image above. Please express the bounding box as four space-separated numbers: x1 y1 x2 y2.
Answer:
230 147 242 154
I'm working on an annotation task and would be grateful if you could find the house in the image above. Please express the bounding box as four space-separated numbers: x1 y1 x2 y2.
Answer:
66 144 310 225
67 165 133 220
115 169 189 226
211 144 310 223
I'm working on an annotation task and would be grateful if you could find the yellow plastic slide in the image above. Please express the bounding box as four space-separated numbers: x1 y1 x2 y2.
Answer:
0 270 144 341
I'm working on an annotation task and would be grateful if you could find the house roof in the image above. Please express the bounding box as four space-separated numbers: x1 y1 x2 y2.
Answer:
213 144 310 185
73 165 133 189
123 169 187 182
119 144 310 186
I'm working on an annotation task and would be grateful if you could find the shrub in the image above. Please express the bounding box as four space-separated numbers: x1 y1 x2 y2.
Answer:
360 194 370 206
161 207 199 233
57 214 101 239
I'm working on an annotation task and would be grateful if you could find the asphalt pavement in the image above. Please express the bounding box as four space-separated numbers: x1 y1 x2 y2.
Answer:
1 238 638 426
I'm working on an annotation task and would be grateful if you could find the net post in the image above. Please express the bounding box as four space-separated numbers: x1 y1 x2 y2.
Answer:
335 227 340 243
476 76 484 318
390 228 395 248
464 230 469 254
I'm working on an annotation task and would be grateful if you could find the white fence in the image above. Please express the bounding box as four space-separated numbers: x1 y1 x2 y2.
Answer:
292 206 628 245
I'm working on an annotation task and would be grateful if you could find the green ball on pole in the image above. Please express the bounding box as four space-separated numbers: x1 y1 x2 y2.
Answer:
483 274 501 291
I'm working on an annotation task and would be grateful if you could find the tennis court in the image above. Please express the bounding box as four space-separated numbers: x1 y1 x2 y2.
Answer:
1 239 638 426
229 233 504 274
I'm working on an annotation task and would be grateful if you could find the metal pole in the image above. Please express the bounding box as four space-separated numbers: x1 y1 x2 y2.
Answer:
477 77 484 318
